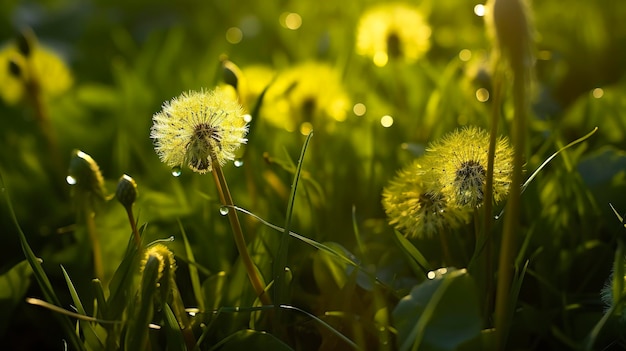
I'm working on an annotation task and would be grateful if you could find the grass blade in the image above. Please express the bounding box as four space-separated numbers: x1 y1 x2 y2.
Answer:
0 173 86 351
273 132 313 324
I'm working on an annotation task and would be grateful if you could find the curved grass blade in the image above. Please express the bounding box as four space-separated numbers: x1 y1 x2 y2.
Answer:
178 219 205 312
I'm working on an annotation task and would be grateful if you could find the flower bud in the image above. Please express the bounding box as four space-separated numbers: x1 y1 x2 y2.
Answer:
67 150 107 203
115 174 138 209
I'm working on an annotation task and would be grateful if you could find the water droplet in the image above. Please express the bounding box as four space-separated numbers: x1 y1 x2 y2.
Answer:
66 175 77 185
234 159 244 167
494 215 500 220
243 114 252 123
219 206 230 215
171 167 182 177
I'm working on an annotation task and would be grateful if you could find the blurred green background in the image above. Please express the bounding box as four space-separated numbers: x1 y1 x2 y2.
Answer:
1 0 626 350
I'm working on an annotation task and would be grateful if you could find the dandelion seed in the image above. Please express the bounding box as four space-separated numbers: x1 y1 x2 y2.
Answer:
382 160 470 238
425 126 514 208
150 88 248 174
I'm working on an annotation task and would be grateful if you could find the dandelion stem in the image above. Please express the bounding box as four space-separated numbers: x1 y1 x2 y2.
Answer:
210 153 271 306
483 67 503 323
85 208 103 280
124 206 141 250
23 61 64 183
494 56 528 351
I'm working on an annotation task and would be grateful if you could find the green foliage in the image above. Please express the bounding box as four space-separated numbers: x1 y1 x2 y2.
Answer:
1 0 626 350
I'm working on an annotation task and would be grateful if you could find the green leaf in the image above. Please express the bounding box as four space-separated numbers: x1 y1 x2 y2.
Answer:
107 224 144 320
61 265 104 350
179 219 206 312
393 231 430 279
0 260 33 335
163 303 188 351
124 254 159 351
274 132 313 320
393 268 482 351
211 329 293 351
0 173 87 351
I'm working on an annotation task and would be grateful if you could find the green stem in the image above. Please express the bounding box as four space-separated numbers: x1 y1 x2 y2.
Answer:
86 208 103 280
210 156 271 306
483 68 503 324
494 64 528 350
125 206 141 250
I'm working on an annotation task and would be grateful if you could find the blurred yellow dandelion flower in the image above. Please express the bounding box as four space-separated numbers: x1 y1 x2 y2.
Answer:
0 43 73 104
356 3 431 66
382 160 470 238
262 61 350 133
425 127 514 208
150 88 248 174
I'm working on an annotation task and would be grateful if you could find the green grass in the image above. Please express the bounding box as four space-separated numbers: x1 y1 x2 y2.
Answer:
1 0 625 350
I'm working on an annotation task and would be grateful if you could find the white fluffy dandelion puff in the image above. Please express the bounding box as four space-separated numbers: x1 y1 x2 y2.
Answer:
150 88 248 174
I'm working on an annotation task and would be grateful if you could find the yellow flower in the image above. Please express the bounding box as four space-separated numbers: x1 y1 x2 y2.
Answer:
382 160 470 238
150 88 248 174
0 43 73 104
356 3 431 67
425 126 514 208
261 61 350 134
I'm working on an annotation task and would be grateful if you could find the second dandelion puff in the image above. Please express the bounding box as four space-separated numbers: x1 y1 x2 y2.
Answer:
383 127 514 238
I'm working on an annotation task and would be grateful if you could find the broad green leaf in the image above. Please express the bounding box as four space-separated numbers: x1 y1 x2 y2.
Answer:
0 260 32 335
393 268 482 351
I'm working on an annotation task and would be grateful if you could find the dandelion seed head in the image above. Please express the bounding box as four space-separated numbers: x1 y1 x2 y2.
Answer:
150 88 248 174
382 160 471 238
426 126 514 208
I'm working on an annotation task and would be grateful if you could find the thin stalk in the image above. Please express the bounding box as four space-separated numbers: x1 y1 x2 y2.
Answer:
483 69 503 323
124 206 141 250
210 153 271 306
23 61 64 182
86 208 103 280
494 65 528 350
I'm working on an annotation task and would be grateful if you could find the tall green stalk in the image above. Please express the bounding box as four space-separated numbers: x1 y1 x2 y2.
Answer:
210 151 272 306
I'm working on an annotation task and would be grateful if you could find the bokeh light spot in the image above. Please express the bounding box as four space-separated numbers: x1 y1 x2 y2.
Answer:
592 88 604 99
380 115 394 127
281 12 302 30
353 103 367 116
476 88 490 102
474 4 486 17
225 27 243 44
459 49 472 62
373 52 388 67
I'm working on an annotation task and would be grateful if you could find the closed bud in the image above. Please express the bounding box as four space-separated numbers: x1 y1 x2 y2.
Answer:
67 150 107 203
115 174 138 209
222 57 243 90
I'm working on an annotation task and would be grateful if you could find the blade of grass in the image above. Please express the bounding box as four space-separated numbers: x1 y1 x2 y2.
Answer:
0 173 86 351
61 265 104 349
231 204 397 296
163 303 188 351
274 131 313 329
178 219 206 312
